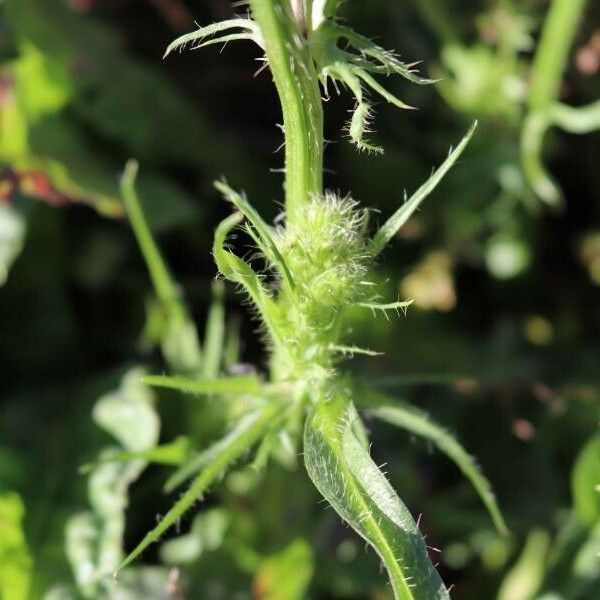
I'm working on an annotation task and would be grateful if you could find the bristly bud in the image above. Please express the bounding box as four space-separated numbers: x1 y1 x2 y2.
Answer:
279 192 373 325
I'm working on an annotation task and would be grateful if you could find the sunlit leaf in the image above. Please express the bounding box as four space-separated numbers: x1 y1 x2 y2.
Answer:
143 374 262 397
304 396 449 599
371 122 477 256
65 368 160 596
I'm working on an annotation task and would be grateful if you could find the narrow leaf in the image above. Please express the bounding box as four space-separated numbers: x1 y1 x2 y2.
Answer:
357 387 508 535
304 396 449 599
329 344 383 357
142 374 262 396
119 403 280 571
357 299 414 317
213 213 282 341
214 180 295 291
120 160 202 374
165 406 284 492
163 19 262 58
78 437 191 474
202 280 226 378
371 122 477 256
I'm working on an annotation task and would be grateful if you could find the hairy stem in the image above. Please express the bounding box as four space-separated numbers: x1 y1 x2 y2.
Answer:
249 0 324 225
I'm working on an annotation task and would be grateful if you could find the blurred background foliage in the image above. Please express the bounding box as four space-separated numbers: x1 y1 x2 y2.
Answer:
0 0 599 598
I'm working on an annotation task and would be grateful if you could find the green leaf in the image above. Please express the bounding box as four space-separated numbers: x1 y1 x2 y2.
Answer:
0 492 32 600
79 437 192 474
202 280 226 378
163 19 263 58
164 406 281 492
213 212 282 341
120 160 202 375
304 396 449 599
119 403 281 571
254 539 314 600
142 374 262 396
497 529 550 600
572 433 600 526
371 122 477 256
66 368 160 597
357 387 508 535
93 369 159 453
215 179 296 291
160 508 230 565
357 299 414 318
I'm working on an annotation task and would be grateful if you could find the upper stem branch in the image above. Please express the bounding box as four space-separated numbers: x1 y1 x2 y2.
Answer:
249 0 324 225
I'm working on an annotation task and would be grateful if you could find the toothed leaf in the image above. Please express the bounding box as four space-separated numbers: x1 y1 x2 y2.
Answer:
119 403 280 571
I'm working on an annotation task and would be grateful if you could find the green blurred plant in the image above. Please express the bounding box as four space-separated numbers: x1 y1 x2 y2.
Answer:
0 492 32 600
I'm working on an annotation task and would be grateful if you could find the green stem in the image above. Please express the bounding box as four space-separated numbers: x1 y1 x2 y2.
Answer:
249 0 324 225
528 0 587 111
521 0 588 205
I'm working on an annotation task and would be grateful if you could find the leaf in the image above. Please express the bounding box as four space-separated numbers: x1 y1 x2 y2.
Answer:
357 299 414 318
371 122 477 256
254 539 314 600
120 160 203 375
160 508 230 565
213 212 282 341
66 368 160 597
325 24 433 85
164 406 281 492
119 403 281 571
163 19 263 58
142 374 262 397
214 179 296 291
304 396 449 599
0 492 32 600
202 280 226 378
79 437 192 474
497 529 550 600
572 433 600 526
93 368 159 453
357 387 508 535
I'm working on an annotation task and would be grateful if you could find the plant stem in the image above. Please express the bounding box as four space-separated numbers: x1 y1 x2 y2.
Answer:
521 0 588 205
249 0 324 226
528 0 587 111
